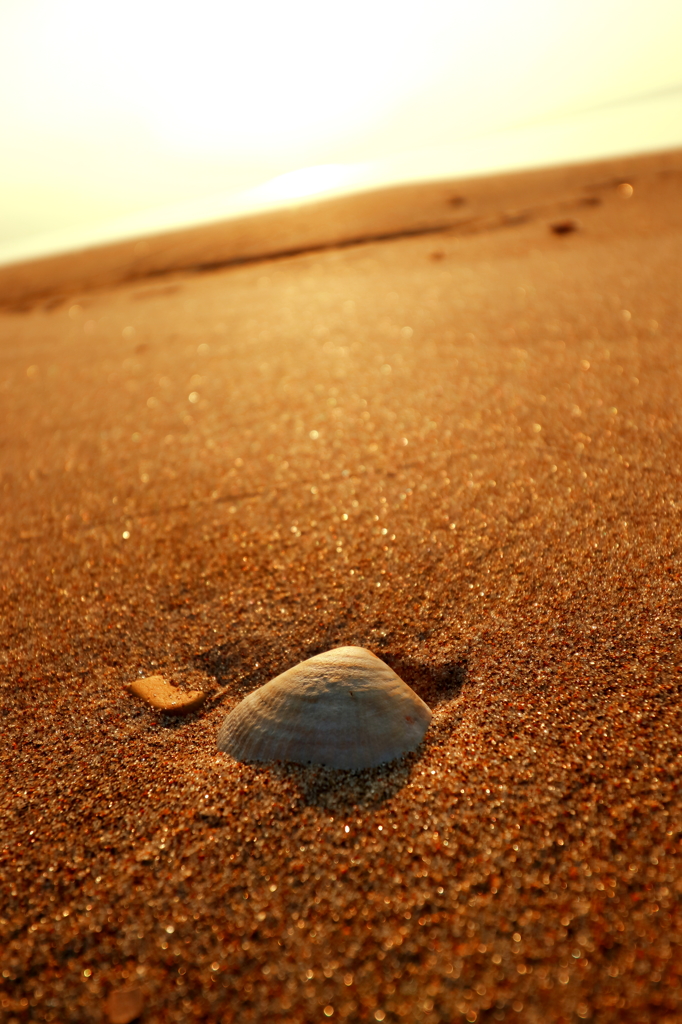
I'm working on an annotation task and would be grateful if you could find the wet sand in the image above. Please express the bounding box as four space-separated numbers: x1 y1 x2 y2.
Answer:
1 150 682 1024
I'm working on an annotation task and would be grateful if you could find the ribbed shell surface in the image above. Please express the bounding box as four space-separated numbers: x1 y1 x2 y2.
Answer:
217 646 432 770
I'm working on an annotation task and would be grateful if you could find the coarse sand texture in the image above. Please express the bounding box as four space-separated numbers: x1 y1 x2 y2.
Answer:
1 149 682 1024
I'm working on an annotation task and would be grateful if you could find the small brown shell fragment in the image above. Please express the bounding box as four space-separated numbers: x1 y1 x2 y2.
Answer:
123 675 205 715
217 646 432 770
103 985 144 1024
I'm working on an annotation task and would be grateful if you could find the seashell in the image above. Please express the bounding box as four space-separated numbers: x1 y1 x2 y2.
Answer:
123 675 206 715
217 646 432 770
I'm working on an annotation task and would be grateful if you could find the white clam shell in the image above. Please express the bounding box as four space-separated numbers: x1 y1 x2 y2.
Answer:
217 646 432 770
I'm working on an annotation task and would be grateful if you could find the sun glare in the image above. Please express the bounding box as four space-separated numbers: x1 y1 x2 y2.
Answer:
0 0 681 252
248 165 365 203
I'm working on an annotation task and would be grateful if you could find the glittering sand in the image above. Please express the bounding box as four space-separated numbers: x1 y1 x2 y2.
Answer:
1 150 682 1024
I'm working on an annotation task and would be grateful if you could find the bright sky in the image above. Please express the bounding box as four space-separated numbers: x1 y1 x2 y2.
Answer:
1 0 681 257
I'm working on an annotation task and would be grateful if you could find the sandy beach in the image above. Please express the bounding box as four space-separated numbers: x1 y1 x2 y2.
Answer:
1 149 681 1023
